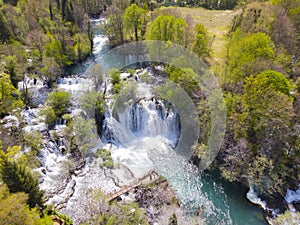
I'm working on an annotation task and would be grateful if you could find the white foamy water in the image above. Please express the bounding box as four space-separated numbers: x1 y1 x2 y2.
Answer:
247 186 267 210
285 185 300 204
102 88 233 224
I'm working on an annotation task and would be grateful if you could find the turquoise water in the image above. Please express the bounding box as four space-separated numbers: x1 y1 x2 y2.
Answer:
200 171 266 225
166 164 266 225
70 19 267 225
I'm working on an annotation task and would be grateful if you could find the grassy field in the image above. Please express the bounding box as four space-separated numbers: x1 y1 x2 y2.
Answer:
157 7 237 70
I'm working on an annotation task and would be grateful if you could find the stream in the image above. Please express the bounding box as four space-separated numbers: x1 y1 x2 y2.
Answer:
36 19 267 224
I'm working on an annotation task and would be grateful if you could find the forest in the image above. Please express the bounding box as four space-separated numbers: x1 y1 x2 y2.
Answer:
0 0 300 224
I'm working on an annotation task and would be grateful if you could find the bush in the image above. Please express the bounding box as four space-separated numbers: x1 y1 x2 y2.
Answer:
0 74 24 118
109 68 120 85
46 91 71 117
96 148 114 169
40 107 56 128
62 114 72 125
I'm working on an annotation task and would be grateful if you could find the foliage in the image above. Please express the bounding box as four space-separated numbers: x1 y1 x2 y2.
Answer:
4 55 19 88
188 0 237 9
227 32 275 83
109 68 122 94
123 4 148 41
273 210 300 225
21 131 43 167
110 68 121 85
90 202 149 225
41 57 61 87
0 184 53 225
71 117 98 156
85 63 103 90
164 66 199 97
193 23 210 58
217 0 300 199
46 91 71 117
0 150 44 208
146 15 187 46
241 70 293 139
106 6 125 46
96 148 114 169
0 73 24 118
40 107 56 128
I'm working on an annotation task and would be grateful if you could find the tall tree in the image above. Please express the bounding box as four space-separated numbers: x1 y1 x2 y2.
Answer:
0 13 11 43
193 23 210 58
41 57 61 87
227 32 275 84
146 15 187 45
123 4 147 42
106 6 124 46
26 29 47 62
0 151 44 208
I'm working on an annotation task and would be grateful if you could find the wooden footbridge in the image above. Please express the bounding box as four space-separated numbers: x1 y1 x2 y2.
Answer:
106 169 161 202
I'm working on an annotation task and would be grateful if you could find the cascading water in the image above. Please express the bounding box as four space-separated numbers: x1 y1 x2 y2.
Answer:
58 18 267 225
103 97 180 147
100 77 266 224
101 84 234 224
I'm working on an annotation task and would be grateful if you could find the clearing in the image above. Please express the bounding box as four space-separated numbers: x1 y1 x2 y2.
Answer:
157 7 238 69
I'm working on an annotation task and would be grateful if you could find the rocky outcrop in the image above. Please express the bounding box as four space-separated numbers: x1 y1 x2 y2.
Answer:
135 181 178 223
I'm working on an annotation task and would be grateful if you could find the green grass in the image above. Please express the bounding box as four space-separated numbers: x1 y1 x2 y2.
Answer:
157 7 237 66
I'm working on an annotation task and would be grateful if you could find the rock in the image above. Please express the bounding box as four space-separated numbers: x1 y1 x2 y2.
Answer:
28 86 49 108
293 201 300 212
42 168 47 174
266 193 289 214
51 215 66 225
1 115 19 130
95 108 105 138
59 146 67 154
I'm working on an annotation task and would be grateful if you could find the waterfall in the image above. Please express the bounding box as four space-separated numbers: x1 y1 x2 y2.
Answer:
102 97 180 148
102 97 233 224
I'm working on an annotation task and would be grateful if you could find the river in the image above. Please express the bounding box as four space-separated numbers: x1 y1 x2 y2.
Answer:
64 19 267 225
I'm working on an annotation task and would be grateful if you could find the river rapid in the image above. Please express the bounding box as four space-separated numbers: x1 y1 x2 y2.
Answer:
65 18 268 225
12 18 270 224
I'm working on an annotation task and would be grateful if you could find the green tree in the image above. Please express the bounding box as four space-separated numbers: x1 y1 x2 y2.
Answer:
87 20 94 53
85 63 103 91
240 70 294 194
79 90 103 118
41 57 61 88
40 106 57 128
227 32 275 84
106 6 124 46
71 117 98 156
273 210 300 225
147 15 187 45
0 151 44 208
46 91 72 117
124 4 147 41
0 12 11 43
0 184 53 225
193 23 210 58
26 29 47 62
109 68 122 94
4 55 19 88
0 73 24 118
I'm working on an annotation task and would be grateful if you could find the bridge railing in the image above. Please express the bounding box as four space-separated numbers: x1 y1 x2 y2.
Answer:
106 169 160 202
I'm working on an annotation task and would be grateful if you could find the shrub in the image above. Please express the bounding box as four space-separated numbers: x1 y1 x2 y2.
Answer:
40 107 56 128
46 91 71 117
96 148 114 169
